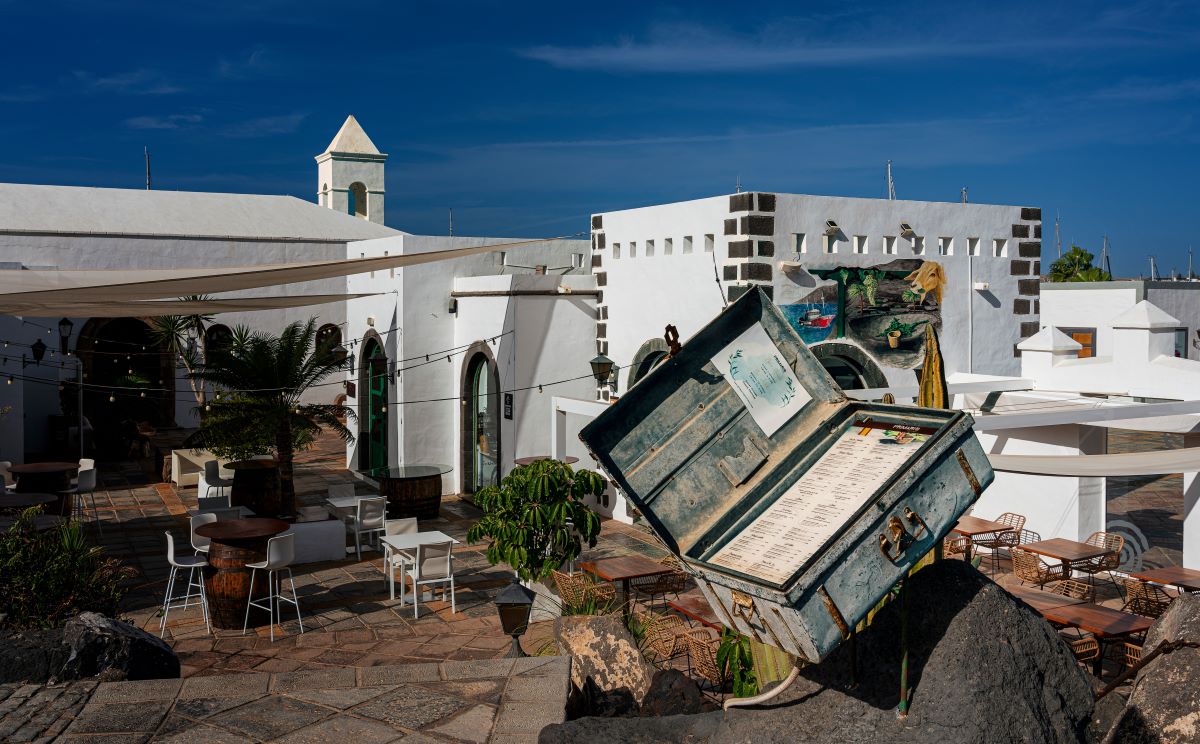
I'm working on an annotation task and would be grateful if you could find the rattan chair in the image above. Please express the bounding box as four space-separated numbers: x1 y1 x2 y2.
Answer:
1012 548 1067 587
682 627 724 695
552 569 616 611
972 512 1026 575
1074 532 1124 591
943 535 973 560
1049 578 1096 603
633 609 690 663
1120 641 1142 671
1119 577 1173 619
1067 636 1100 665
630 556 688 611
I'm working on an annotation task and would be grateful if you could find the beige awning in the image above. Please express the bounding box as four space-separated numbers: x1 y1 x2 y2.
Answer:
0 236 558 313
3 294 378 318
989 448 1200 476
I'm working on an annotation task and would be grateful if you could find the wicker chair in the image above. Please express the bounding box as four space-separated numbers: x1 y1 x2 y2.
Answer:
629 556 688 611
1119 578 1173 619
1049 579 1096 603
1074 532 1124 591
943 535 973 561
1120 642 1142 671
633 609 690 663
683 627 724 694
1067 636 1100 665
1012 548 1067 587
972 512 1026 575
552 570 616 611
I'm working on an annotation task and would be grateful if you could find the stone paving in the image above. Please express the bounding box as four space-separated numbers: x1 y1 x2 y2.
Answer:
2 657 570 743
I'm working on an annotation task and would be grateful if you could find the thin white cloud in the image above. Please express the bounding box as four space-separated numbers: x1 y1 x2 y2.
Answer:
73 68 182 95
221 112 308 138
1088 78 1200 103
125 113 204 130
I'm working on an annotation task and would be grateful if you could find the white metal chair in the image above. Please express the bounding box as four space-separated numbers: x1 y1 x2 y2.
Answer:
203 460 234 501
242 532 303 642
160 531 211 637
383 517 418 599
190 513 217 555
347 497 387 560
70 458 95 487
64 468 101 534
403 541 455 618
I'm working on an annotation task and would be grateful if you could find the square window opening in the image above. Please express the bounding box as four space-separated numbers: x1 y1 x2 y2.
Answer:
683 236 694 254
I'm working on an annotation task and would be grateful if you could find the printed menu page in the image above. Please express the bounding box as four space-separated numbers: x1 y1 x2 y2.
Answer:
711 322 811 436
709 418 937 585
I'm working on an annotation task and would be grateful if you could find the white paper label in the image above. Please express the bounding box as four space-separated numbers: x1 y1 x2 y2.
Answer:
708 419 935 585
711 323 811 436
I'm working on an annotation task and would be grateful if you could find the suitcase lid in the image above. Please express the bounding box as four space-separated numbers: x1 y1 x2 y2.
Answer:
579 288 850 554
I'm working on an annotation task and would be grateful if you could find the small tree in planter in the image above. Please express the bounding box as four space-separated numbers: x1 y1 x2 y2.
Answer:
467 459 605 582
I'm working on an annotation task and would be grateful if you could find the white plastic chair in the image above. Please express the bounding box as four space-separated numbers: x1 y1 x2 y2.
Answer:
190 513 217 555
64 468 101 534
70 458 95 487
161 531 211 637
347 497 387 560
242 532 303 642
203 460 234 500
403 541 455 618
383 518 418 600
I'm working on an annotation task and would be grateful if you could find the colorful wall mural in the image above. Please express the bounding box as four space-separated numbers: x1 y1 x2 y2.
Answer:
779 259 946 369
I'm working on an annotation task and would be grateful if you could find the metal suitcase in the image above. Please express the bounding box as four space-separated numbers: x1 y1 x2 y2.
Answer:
579 288 993 663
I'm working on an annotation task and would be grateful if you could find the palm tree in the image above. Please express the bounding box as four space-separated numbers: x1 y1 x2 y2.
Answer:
188 319 354 516
149 296 215 408
1048 246 1111 282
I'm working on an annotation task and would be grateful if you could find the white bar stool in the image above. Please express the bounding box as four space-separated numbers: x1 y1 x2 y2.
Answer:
242 532 303 642
160 531 211 638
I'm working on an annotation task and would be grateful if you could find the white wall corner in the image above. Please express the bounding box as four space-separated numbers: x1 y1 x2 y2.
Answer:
1018 327 1081 375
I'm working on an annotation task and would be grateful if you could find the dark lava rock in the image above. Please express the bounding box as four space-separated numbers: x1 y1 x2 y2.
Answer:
542 560 1094 743
554 615 656 717
0 627 69 683
60 612 180 681
1102 593 1200 744
640 669 715 717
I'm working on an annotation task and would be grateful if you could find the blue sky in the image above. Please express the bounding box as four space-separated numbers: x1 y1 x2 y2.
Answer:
2 0 1198 277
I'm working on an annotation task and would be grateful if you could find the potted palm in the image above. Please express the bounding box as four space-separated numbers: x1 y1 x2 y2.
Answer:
467 459 605 582
188 319 354 517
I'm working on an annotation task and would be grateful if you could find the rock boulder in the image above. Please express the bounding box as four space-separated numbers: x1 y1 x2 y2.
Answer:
553 615 656 716
0 627 69 683
60 612 180 681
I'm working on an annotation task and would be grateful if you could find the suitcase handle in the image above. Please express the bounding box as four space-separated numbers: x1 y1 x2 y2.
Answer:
877 507 929 563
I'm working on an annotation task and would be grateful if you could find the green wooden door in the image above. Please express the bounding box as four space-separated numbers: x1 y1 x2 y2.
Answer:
365 342 389 471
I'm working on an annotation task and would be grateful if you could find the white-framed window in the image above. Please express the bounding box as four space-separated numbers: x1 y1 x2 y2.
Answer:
646 239 655 257
854 235 868 254
939 237 953 256
968 237 981 256
683 236 693 254
664 237 673 255
822 235 838 254
883 236 897 255
613 243 621 259
629 241 637 258
993 238 1007 258
705 234 714 252
912 236 925 255
793 233 806 254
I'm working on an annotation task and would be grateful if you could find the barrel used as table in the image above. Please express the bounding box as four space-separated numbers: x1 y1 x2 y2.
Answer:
227 459 281 517
8 462 79 515
363 464 450 520
194 517 290 629
0 492 60 513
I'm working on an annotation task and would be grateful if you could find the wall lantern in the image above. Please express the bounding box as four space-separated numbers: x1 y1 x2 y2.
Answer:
589 353 614 385
29 339 47 365
448 297 459 315
494 578 536 658
57 318 74 354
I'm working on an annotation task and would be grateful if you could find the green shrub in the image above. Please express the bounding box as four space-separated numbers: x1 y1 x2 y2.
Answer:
0 508 135 629
717 628 759 697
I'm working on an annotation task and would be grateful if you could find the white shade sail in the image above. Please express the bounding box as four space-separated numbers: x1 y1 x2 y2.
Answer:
3 294 379 318
0 236 558 313
989 448 1200 476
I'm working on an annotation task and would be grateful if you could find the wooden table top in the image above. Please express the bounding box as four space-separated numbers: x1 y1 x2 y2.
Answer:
1129 566 1200 592
668 593 721 629
953 515 1013 536
0 493 59 509
513 455 580 466
1020 538 1111 563
1004 584 1087 613
195 517 290 542
1038 601 1154 638
9 462 79 475
581 555 673 582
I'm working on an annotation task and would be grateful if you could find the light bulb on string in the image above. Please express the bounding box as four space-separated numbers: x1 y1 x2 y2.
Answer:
140 391 146 398
538 385 543 393
6 376 13 385
108 394 115 403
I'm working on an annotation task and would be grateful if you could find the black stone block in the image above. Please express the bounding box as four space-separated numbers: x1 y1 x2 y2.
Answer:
1012 224 1030 238
1020 321 1040 338
740 215 774 236
728 285 750 302
723 265 738 280
1021 207 1042 221
740 262 773 281
728 240 754 258
1018 279 1040 296
756 193 776 212
591 215 603 229
1010 260 1031 276
595 272 607 287
1013 299 1030 314
758 240 775 257
596 323 606 338
591 254 602 268
1018 241 1041 258
597 233 605 249
1034 224 1042 239
724 218 738 236
729 193 753 212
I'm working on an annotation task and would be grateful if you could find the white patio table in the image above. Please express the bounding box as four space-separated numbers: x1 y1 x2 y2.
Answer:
381 530 459 601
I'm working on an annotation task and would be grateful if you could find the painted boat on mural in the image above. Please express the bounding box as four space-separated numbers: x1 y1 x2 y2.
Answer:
579 288 993 663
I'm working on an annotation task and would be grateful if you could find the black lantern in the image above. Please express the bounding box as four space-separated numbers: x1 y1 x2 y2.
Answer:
494 577 536 658
30 339 47 365
589 353 614 385
57 318 74 354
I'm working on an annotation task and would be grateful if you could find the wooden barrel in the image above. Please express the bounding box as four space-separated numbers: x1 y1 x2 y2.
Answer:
381 473 442 520
195 518 289 630
228 460 281 517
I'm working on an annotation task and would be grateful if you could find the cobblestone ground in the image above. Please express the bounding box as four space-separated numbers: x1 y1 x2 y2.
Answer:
1106 429 1184 568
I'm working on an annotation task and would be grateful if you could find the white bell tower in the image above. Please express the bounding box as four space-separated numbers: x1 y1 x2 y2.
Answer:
315 115 387 224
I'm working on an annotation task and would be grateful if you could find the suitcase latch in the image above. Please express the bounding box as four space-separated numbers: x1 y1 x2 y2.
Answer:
730 589 757 621
877 507 929 564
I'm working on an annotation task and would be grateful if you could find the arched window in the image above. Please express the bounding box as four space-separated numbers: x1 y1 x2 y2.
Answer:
320 183 329 207
316 324 345 359
348 182 367 219
205 324 233 359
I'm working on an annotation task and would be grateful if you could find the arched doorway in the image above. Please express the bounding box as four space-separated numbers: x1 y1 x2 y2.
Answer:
461 348 500 494
357 335 388 471
348 182 367 219
809 342 888 391
629 337 669 387
205 324 233 359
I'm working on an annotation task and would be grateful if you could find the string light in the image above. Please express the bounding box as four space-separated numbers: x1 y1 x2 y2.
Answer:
108 394 115 403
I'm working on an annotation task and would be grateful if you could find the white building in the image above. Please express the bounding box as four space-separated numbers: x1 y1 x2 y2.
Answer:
590 192 1042 397
1039 279 1200 361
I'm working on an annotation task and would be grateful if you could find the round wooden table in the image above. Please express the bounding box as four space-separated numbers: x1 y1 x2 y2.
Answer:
194 518 290 629
9 462 79 515
227 459 281 517
0 492 60 512
363 464 450 520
